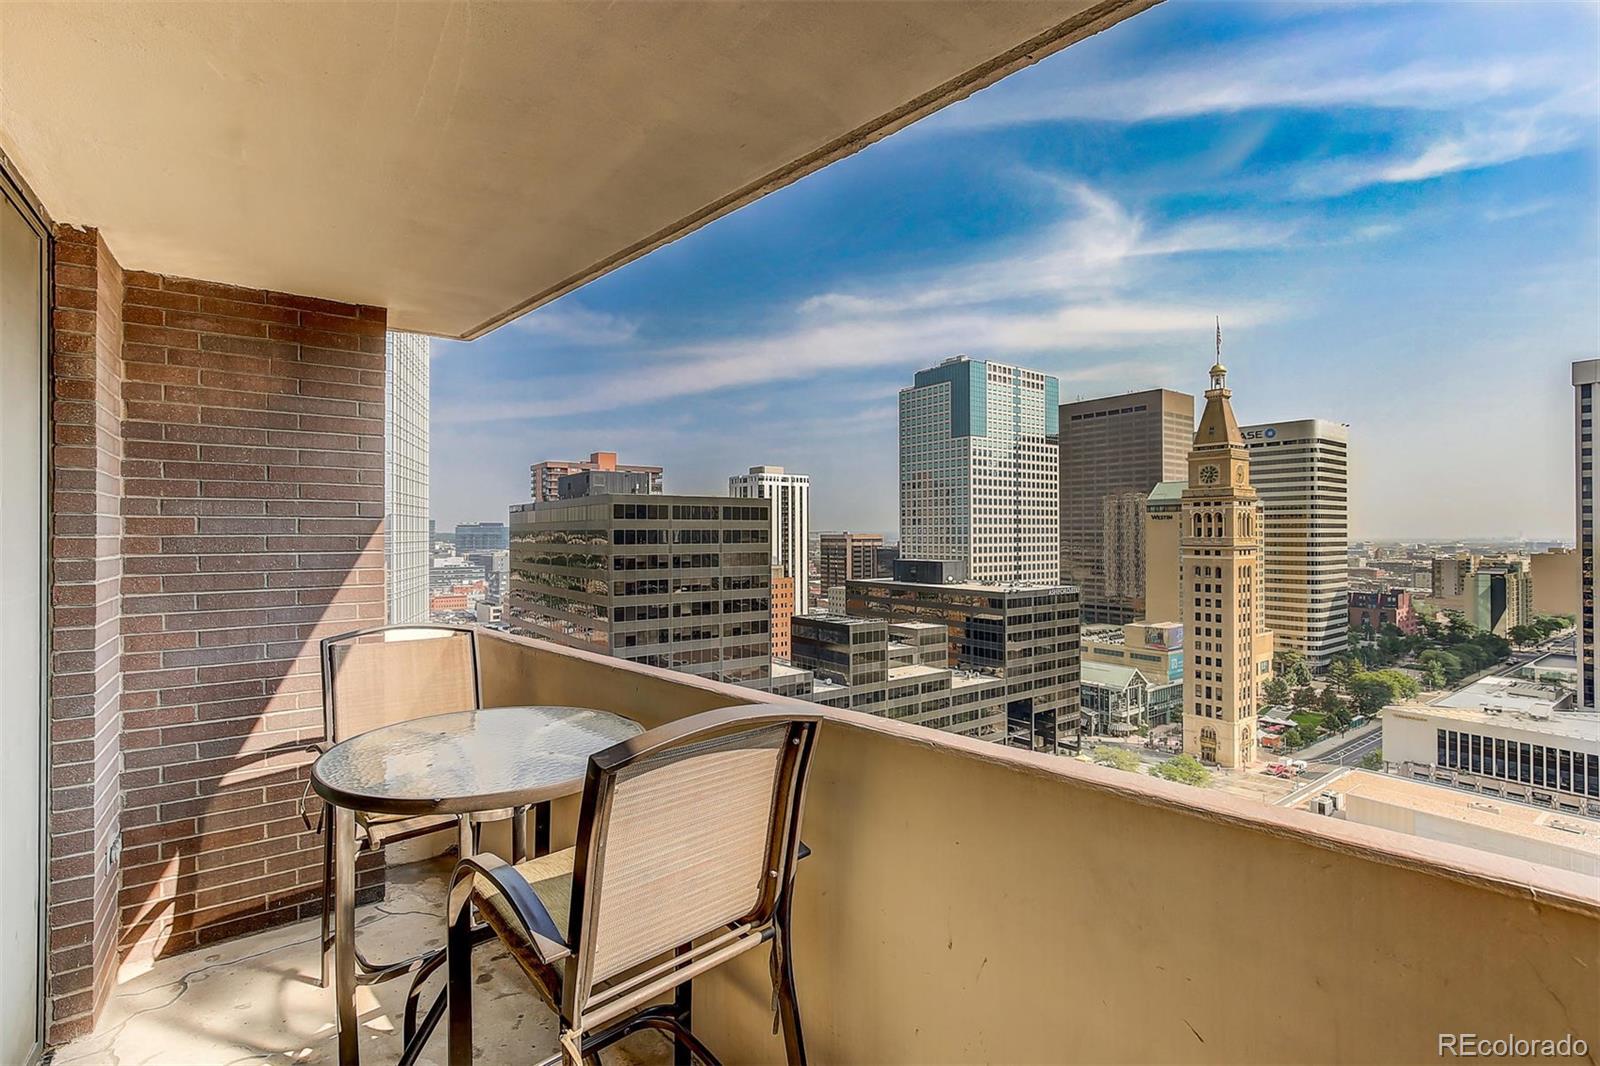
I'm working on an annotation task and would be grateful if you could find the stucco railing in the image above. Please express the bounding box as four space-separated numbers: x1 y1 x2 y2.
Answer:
478 630 1600 1064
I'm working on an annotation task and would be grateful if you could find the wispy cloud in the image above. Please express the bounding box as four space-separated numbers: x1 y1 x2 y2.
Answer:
439 181 1285 425
928 16 1590 130
1295 103 1586 196
510 302 639 345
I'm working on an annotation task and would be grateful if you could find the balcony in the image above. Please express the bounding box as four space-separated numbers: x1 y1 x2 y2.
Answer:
53 631 1600 1063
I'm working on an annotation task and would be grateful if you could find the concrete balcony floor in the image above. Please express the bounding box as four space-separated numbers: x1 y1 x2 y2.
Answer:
52 858 660 1066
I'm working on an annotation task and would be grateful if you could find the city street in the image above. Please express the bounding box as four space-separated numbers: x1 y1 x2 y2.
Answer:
1298 719 1383 769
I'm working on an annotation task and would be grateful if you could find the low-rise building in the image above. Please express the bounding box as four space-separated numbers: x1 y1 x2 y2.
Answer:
1349 588 1419 635
845 577 1080 753
1292 769 1598 876
782 614 1009 741
1382 690 1597 817
1080 661 1149 737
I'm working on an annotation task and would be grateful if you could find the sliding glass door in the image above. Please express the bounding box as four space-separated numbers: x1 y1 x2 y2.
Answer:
0 167 48 1065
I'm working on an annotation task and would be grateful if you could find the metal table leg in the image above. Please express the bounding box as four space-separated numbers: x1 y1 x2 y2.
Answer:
334 805 359 1066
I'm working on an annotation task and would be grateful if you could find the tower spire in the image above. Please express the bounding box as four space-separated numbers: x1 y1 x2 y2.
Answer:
1215 316 1222 361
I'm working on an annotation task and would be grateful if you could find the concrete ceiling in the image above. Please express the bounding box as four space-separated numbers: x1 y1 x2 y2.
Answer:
0 1 1153 339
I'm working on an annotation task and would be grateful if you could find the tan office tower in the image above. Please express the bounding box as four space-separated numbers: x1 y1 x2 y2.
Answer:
817 532 884 589
1059 389 1193 623
1143 480 1185 623
1180 358 1270 769
1239 418 1350 672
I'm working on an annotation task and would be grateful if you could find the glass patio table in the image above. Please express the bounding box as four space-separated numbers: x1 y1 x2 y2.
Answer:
311 704 644 1066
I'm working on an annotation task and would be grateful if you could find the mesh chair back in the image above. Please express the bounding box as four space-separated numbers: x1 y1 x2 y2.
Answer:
572 712 815 991
323 626 480 742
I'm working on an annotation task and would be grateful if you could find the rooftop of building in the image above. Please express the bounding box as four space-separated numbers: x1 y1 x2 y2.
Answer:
1303 770 1600 857
1432 675 1578 713
1148 479 1187 504
850 577 1078 596
1391 689 1596 743
512 492 768 512
794 612 887 628
887 664 950 682
1081 661 1146 688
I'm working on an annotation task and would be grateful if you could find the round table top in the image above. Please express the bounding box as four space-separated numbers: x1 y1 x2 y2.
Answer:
310 705 644 816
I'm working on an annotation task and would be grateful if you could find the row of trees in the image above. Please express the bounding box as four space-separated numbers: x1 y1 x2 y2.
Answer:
1090 746 1212 787
1509 614 1575 647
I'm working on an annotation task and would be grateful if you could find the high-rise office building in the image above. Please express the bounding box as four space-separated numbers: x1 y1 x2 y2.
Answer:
1240 419 1350 672
454 521 510 552
900 356 1060 583
1143 480 1185 624
507 494 772 685
817 532 884 590
845 577 1080 753
529 450 663 502
1575 360 1598 710
1059 389 1193 623
384 331 429 624
1180 359 1272 769
1101 489 1148 607
729 465 811 614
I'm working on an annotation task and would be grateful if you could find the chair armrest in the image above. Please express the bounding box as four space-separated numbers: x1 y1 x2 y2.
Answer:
449 854 570 964
298 741 333 832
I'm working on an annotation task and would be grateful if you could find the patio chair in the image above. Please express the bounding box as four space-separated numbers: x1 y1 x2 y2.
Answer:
443 705 819 1065
308 623 502 988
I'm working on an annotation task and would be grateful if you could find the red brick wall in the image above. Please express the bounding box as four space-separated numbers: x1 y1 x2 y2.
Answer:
47 226 127 1041
114 273 388 969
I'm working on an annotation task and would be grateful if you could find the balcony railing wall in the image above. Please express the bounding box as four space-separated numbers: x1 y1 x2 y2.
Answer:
479 629 1600 1064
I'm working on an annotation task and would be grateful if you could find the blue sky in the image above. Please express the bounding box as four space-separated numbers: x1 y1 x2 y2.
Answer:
431 1 1598 541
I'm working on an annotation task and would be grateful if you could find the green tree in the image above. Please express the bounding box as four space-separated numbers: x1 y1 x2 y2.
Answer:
1292 685 1317 711
1358 750 1384 771
1263 675 1291 707
1329 658 1354 690
1151 754 1211 787
1508 624 1539 646
1319 686 1347 717
1422 662 1446 690
1276 650 1313 688
1281 726 1306 749
1090 745 1142 772
1347 669 1419 715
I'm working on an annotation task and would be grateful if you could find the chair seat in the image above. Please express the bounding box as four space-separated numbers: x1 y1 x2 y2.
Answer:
356 810 456 848
472 848 575 999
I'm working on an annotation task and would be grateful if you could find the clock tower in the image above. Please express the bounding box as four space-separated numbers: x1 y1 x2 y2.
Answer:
1180 349 1271 769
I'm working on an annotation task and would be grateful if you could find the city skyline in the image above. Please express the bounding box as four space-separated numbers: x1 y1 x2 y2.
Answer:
428 2 1595 539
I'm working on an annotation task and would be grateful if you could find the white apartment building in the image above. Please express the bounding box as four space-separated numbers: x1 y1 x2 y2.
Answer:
1384 693 1598 817
1241 418 1350 671
899 356 1059 584
729 465 811 615
384 331 430 624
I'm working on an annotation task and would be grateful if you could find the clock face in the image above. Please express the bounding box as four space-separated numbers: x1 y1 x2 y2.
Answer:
1234 465 1247 484
1199 464 1220 485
